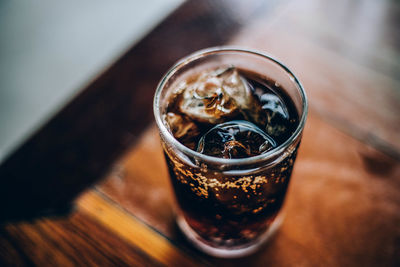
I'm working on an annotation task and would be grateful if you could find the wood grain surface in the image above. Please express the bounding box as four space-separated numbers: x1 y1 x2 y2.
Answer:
1 0 400 266
1 209 163 266
98 112 400 267
228 0 400 158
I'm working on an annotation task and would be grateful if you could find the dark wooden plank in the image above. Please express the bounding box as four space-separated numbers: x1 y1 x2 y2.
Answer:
0 211 163 266
0 230 33 267
0 0 281 222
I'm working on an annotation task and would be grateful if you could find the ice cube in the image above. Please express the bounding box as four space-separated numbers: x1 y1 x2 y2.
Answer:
260 93 291 138
178 67 253 124
218 67 252 109
197 120 276 159
165 112 200 150
260 93 289 120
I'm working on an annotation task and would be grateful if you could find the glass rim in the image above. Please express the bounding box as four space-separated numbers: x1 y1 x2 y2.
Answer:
153 46 308 166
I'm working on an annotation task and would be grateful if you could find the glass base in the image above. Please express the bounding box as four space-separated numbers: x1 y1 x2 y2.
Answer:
177 213 284 258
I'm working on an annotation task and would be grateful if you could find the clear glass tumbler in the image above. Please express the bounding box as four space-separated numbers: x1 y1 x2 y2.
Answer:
153 47 308 257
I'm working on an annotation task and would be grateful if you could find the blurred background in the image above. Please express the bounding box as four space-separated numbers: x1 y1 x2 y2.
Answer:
0 0 399 266
0 0 183 164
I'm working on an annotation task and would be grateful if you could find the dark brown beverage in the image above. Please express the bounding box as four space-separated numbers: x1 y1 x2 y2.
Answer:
162 66 300 249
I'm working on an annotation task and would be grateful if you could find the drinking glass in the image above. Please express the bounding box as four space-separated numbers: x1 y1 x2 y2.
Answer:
153 47 308 257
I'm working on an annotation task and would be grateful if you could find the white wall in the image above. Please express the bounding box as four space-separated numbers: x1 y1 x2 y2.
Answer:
0 0 184 163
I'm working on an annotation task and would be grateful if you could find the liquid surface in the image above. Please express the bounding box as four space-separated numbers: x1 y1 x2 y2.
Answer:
164 66 299 158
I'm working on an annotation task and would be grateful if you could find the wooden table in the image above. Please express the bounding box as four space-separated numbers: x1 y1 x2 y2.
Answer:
1 0 399 266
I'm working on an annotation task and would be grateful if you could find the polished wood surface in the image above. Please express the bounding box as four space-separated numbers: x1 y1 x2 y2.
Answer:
1 0 399 266
98 113 400 266
230 0 400 157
